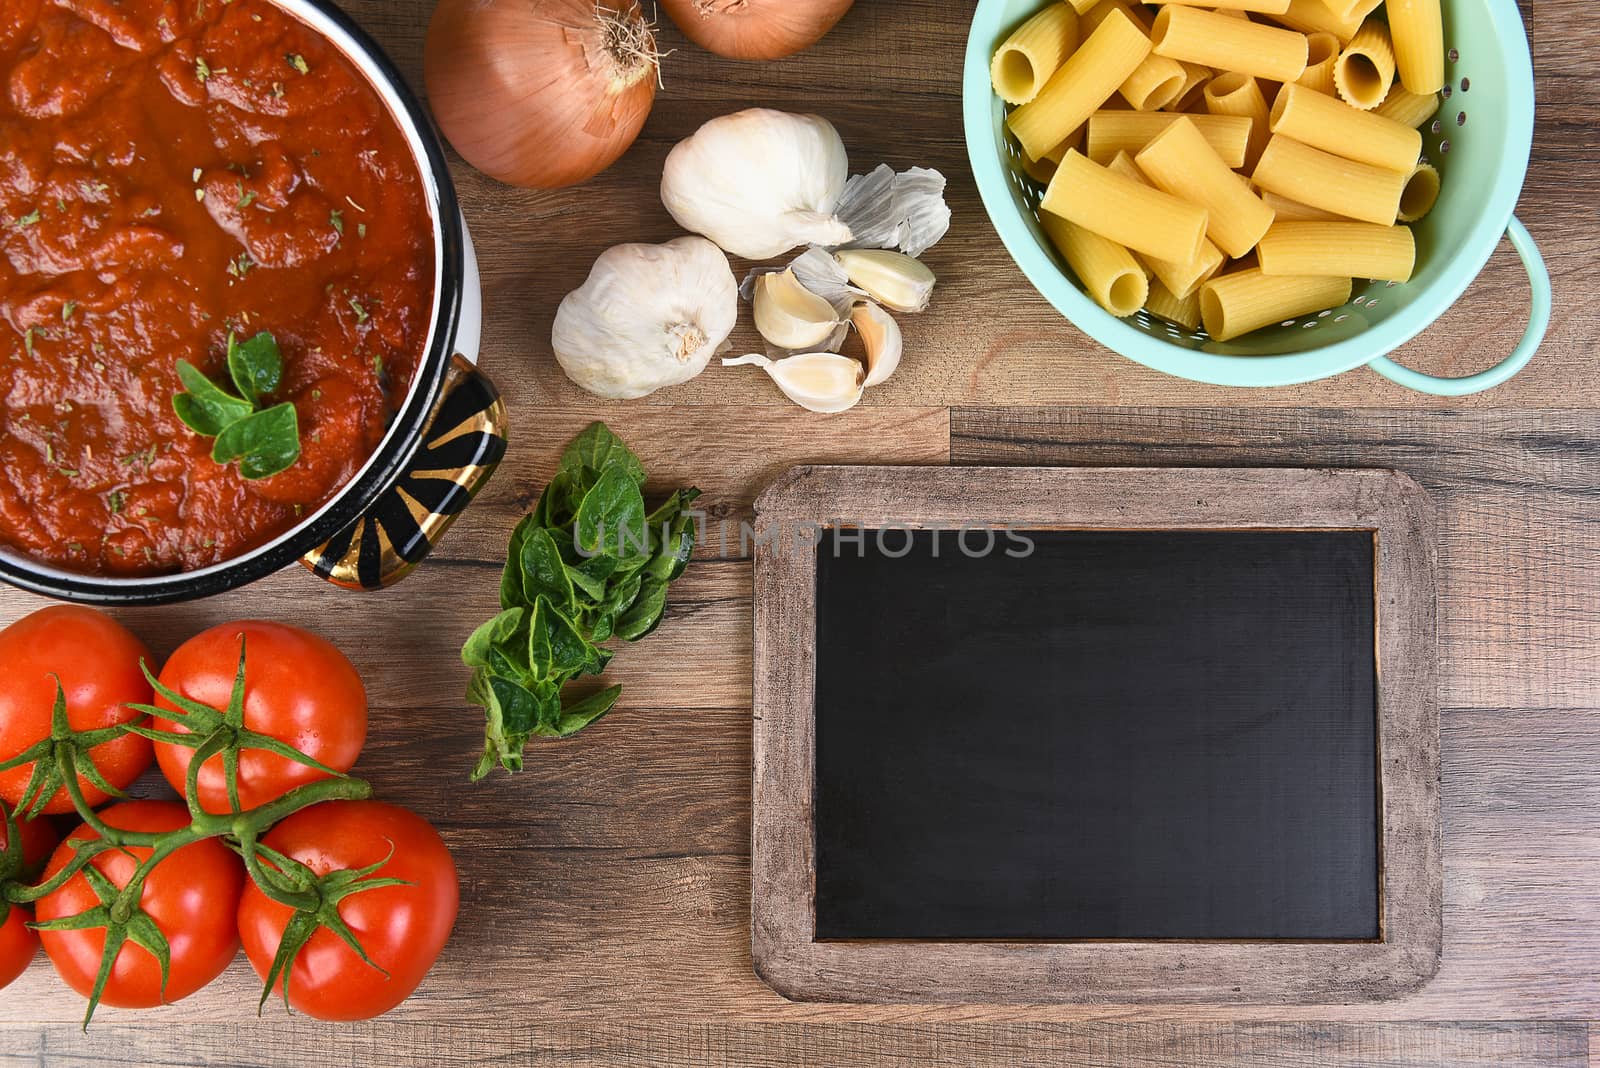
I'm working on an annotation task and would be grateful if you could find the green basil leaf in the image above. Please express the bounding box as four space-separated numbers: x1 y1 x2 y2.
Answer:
211 402 301 480
488 674 542 735
534 469 588 530
645 488 702 583
555 686 622 738
520 527 576 611
462 607 525 669
601 570 644 618
575 465 647 560
558 423 645 487
615 577 669 642
500 515 538 610
227 330 284 406
530 597 595 681
172 359 252 437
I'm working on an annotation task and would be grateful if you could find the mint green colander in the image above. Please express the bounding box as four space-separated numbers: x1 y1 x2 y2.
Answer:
962 0 1548 394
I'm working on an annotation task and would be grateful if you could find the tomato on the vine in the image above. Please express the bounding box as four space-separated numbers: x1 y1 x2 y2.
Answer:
0 808 57 991
0 606 154 815
238 801 458 1020
150 621 367 814
34 801 244 1008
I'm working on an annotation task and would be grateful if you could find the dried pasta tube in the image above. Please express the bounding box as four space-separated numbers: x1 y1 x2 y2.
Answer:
1121 54 1189 110
1261 189 1342 221
1267 0 1362 43
1136 116 1275 259
1086 111 1252 166
1270 83 1422 172
1106 152 1227 298
1334 19 1395 109
1257 220 1416 281
1253 134 1406 224
1165 61 1214 111
1375 84 1442 128
1151 0 1290 11
1387 0 1446 95
1397 161 1441 223
1297 32 1340 94
1066 0 1100 12
1019 129 1082 185
992 4 1080 105
1041 149 1210 264
1323 0 1383 21
1203 72 1271 171
1151 6 1309 83
1200 269 1353 341
1144 279 1203 331
1041 214 1150 316
1009 8 1152 160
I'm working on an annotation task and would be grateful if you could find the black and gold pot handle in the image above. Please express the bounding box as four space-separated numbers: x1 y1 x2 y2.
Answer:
302 355 507 590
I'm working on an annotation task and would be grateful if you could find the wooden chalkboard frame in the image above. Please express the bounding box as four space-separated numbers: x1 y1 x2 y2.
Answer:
750 466 1440 1004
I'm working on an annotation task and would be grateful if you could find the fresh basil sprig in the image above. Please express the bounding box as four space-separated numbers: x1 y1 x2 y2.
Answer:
172 331 301 480
463 422 701 780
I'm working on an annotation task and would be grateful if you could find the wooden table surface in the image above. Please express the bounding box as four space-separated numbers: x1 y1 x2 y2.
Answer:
3 1 1596 1065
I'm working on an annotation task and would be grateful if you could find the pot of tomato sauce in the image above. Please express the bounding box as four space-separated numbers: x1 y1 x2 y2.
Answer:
0 0 505 604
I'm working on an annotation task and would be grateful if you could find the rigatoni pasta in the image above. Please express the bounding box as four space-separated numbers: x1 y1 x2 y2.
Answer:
1041 214 1151 316
1203 72 1271 170
1086 110 1253 166
1334 19 1397 109
1270 83 1422 173
1256 220 1416 281
1386 0 1446 94
1253 134 1407 225
991 3 1080 105
1009 7 1152 160
990 0 1447 344
1041 149 1211 264
1200 270 1353 341
1135 116 1275 258
1151 6 1310 83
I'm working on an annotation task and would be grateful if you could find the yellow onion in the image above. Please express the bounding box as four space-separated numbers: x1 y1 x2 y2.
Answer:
660 0 856 61
424 0 660 189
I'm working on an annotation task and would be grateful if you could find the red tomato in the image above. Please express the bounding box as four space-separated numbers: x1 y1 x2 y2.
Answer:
34 801 244 1008
238 801 458 1020
151 621 367 814
0 808 57 991
0 606 154 815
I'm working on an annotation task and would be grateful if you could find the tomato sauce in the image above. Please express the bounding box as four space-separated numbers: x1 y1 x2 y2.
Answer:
0 0 434 576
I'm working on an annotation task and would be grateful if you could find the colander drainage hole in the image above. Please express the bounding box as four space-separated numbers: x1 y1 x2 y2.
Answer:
1442 85 1453 99
1458 111 1467 126
1432 119 1443 134
1460 76 1470 91
1440 140 1451 154
1448 47 1460 62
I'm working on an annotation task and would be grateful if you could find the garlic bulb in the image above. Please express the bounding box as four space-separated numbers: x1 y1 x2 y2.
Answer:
553 236 738 400
850 301 902 387
834 249 936 313
723 352 865 413
661 109 852 260
753 269 842 351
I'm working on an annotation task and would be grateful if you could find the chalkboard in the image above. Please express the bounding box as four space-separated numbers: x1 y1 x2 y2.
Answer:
750 467 1440 1004
813 529 1379 941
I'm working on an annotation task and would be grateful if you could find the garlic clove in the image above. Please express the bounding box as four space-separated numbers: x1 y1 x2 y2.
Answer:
753 269 842 352
850 301 903 388
833 250 936 313
723 352 865 414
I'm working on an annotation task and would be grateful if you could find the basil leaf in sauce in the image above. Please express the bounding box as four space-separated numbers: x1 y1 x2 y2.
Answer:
210 402 301 480
173 359 253 436
227 330 284 407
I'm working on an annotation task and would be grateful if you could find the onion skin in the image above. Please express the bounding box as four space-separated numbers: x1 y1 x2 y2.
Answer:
661 0 856 61
424 0 659 189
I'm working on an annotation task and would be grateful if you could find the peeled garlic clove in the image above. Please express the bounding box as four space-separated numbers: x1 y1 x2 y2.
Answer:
833 249 936 313
851 301 903 388
723 352 865 414
754 269 842 352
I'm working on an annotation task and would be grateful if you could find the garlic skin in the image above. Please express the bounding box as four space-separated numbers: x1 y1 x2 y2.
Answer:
553 236 738 400
850 301 902 387
723 352 865 414
661 109 852 260
753 269 842 352
833 249 936 313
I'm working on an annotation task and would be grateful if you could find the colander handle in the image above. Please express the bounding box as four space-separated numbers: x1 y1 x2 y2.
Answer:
1365 217 1551 396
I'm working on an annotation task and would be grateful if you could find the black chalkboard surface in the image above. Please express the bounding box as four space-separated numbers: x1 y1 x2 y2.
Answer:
812 529 1379 942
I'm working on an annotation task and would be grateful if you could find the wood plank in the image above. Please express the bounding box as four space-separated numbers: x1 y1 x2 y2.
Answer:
0 1020 1587 1068
351 0 1594 412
